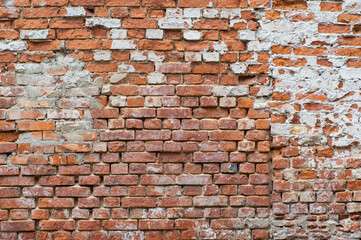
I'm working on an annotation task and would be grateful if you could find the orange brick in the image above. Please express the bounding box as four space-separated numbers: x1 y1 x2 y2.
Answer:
13 19 48 29
18 121 55 131
319 24 350 34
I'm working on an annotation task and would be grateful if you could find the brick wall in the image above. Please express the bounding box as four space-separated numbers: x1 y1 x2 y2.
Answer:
0 0 359 239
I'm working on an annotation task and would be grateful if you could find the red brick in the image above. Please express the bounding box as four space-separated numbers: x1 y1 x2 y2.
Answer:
138 40 173 51
1 221 35 232
159 153 192 163
102 220 137 230
122 152 156 163
0 143 16 153
0 176 34 186
78 220 101 231
13 19 48 29
176 86 213 96
39 220 75 231
179 0 211 7
123 19 157 29
106 0 139 6
0 199 35 209
0 98 16 108
173 131 208 141
320 2 341 12
0 8 20 18
143 0 175 7
158 63 191 73
214 174 248 185
135 130 171 140
210 130 244 141
157 197 192 207
211 219 244 229
0 53 18 63
246 196 269 207
194 152 228 163
250 0 270 8
319 24 350 34
33 0 67 6
252 230 270 239
104 175 138 185
50 19 84 29
38 198 74 208
0 188 20 198
58 29 92 39
157 108 192 118
273 0 307 10
67 40 101 50
122 197 156 208
214 0 241 8
338 14 361 23
29 41 65 51
194 196 228 206
18 121 55 131
39 176 75 186
90 109 119 118
55 144 91 153
139 220 174 230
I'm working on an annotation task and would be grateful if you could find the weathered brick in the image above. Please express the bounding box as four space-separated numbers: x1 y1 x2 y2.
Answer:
1 221 35 231
122 108 156 118
0 188 21 198
39 176 75 186
157 108 192 118
106 0 140 6
39 220 75 231
38 198 74 208
139 220 174 230
194 153 228 163
0 143 16 153
179 0 211 7
246 196 269 207
172 131 208 141
122 197 156 208
0 199 35 209
0 98 16 109
13 19 48 29
176 86 213 96
18 121 55 131
23 187 53 197
104 175 138 185
158 63 191 73
194 196 228 207
21 166 56 175
177 175 212 185
122 152 156 163
0 176 34 186
55 144 91 153
102 220 138 230
123 19 157 29
139 40 173 51
157 197 192 207
135 130 171 140
211 219 245 229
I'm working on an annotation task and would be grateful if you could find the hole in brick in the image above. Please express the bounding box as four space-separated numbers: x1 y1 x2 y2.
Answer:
85 8 94 15
239 76 256 85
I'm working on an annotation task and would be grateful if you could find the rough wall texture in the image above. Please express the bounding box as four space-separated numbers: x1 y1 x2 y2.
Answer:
0 0 360 239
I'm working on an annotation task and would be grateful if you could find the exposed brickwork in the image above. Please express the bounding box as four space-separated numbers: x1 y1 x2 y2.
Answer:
0 0 359 239
270 1 361 239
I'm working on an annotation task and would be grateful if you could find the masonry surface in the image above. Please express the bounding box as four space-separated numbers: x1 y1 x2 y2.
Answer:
0 0 360 239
